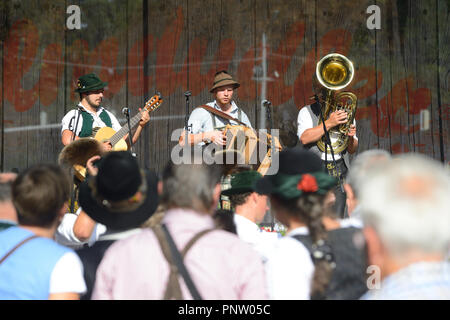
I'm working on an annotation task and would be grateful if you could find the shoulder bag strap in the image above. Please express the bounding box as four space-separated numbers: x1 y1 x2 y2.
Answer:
0 235 39 265
181 229 214 257
161 224 212 300
152 225 184 300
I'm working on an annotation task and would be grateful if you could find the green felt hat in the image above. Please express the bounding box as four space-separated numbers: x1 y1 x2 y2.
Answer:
75 73 108 93
221 170 262 196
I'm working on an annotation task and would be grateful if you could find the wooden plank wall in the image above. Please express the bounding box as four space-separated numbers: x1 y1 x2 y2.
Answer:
0 0 448 173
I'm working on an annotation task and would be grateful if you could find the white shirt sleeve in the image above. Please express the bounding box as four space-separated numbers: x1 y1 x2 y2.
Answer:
49 251 87 295
265 237 314 299
297 107 314 140
54 209 107 249
352 118 358 140
61 109 82 136
188 108 209 134
54 212 86 249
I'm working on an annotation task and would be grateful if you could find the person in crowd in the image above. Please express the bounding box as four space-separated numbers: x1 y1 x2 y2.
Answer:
76 151 159 300
92 151 267 299
55 152 107 249
256 147 368 300
213 209 237 235
0 164 86 299
222 170 278 262
0 172 18 231
360 153 450 299
343 149 391 226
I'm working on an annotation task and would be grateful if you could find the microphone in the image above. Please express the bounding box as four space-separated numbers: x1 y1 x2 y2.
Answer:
262 99 271 107
122 107 129 116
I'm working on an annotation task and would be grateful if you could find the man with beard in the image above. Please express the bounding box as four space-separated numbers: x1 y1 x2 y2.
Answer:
61 73 150 149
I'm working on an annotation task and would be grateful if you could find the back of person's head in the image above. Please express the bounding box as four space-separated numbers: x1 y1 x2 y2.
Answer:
360 153 450 258
79 151 159 230
0 178 13 202
161 158 223 214
12 164 70 228
213 209 237 234
255 148 337 297
346 149 391 199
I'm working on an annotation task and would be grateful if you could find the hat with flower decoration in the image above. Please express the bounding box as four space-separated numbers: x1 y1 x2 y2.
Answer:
255 147 337 199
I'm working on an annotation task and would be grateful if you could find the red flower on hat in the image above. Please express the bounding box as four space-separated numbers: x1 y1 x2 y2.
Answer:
297 174 319 193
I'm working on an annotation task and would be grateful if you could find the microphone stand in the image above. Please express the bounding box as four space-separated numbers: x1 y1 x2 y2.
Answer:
184 91 192 148
263 99 276 232
69 106 83 213
71 106 83 142
263 100 275 154
123 107 135 156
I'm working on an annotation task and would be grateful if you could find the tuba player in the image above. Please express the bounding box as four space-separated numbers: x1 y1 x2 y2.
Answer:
297 54 358 218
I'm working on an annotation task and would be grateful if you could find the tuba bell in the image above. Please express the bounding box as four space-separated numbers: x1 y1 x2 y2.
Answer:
314 53 357 154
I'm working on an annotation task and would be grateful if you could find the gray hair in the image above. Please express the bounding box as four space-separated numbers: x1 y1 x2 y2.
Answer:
346 149 391 199
360 153 450 256
161 160 223 214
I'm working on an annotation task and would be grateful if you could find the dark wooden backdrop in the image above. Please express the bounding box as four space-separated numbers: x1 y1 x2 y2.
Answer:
0 0 448 173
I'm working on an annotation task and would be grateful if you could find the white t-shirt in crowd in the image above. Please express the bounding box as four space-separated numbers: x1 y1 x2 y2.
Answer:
49 251 87 295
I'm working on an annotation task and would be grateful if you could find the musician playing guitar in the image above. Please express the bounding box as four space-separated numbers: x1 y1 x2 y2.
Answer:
179 70 252 146
61 73 150 149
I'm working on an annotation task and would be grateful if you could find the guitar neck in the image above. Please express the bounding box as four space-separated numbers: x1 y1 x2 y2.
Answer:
109 112 142 146
107 95 162 146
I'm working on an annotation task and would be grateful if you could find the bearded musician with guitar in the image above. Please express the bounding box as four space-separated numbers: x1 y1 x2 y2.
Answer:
61 73 153 150
57 74 162 247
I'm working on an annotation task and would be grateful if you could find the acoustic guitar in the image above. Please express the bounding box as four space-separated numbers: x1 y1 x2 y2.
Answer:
72 94 163 181
94 93 163 150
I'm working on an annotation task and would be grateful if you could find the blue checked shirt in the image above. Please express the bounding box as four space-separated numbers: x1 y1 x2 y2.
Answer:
186 100 252 145
361 261 450 300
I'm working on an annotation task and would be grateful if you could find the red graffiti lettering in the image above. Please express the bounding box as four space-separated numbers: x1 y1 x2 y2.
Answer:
3 5 432 146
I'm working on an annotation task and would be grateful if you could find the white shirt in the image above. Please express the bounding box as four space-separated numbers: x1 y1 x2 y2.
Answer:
50 251 87 295
265 220 363 300
61 103 121 137
297 105 357 161
265 227 314 300
55 208 107 249
233 214 278 263
186 101 252 145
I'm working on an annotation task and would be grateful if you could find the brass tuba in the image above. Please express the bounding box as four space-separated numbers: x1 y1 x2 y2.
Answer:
315 53 357 154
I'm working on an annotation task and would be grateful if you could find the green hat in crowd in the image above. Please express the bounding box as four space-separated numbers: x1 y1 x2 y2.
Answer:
221 170 262 196
75 73 108 93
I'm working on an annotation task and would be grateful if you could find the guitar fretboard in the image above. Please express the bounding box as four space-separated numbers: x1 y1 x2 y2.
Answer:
108 96 161 146
109 112 143 146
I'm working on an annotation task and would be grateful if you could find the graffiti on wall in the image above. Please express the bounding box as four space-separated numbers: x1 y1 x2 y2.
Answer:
3 7 433 144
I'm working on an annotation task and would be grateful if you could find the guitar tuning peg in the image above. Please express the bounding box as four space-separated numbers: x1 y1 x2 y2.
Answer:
156 91 162 99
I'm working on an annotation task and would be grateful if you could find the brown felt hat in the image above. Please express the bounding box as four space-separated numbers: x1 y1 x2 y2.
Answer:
210 70 240 93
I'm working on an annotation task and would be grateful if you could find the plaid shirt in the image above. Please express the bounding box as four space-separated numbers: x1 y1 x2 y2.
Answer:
362 261 450 300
